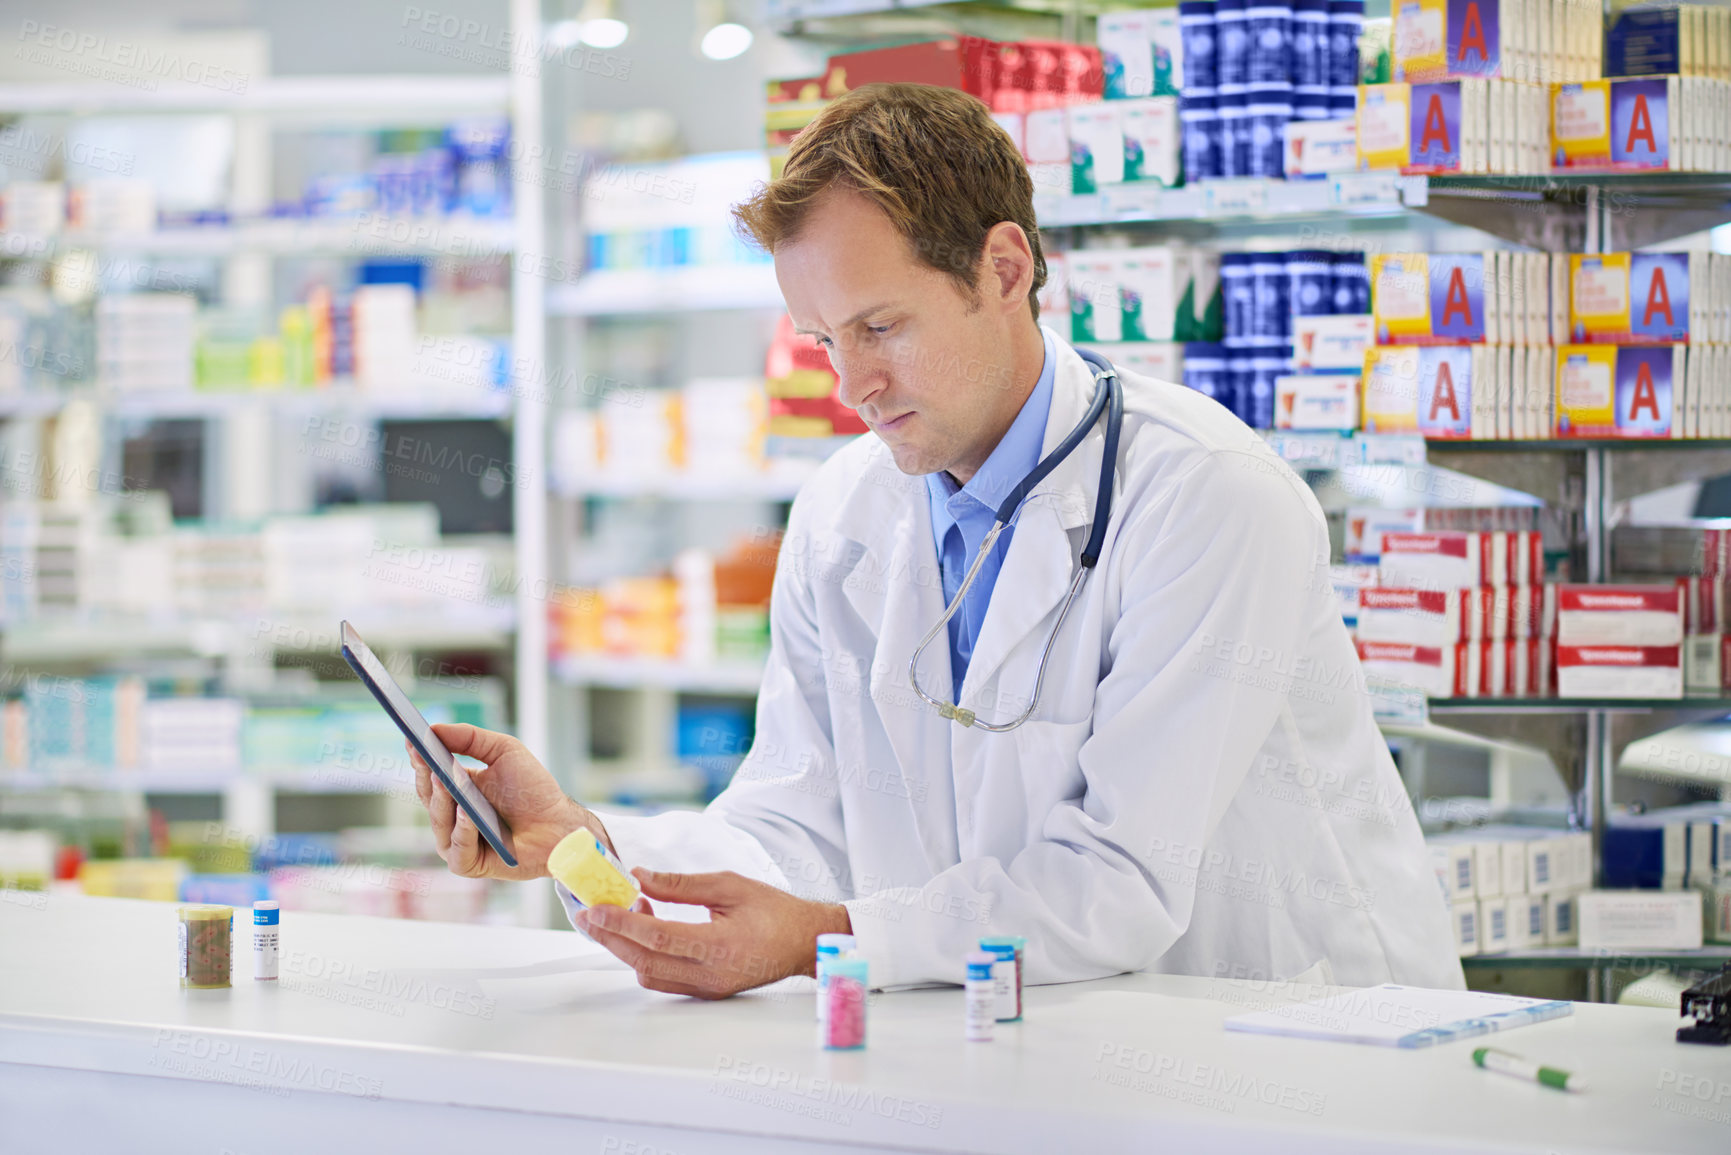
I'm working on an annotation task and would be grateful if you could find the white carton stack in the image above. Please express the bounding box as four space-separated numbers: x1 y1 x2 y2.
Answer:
352 284 418 389
140 697 244 772
1429 825 1591 956
97 293 196 391
70 179 156 233
1554 584 1684 698
681 378 768 478
598 388 680 480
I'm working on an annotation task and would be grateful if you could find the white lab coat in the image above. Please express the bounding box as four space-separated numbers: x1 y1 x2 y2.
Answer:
571 329 1465 992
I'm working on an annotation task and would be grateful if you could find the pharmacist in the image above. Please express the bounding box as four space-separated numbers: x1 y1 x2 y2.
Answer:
412 82 1463 998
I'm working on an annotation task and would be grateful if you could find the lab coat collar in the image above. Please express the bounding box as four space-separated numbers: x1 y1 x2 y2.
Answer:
833 327 1108 714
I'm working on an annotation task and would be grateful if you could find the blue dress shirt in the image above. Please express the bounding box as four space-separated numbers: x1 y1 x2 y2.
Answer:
925 327 1057 699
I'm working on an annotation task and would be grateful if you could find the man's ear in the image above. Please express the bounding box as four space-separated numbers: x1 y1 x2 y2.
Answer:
979 221 1035 315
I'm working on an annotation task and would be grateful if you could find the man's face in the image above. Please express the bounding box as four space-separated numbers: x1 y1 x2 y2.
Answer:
775 188 1023 478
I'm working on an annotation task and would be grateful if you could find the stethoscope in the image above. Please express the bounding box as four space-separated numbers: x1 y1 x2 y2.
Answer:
907 347 1124 731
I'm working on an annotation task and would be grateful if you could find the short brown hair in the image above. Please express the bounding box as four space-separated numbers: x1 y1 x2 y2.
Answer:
734 82 1046 321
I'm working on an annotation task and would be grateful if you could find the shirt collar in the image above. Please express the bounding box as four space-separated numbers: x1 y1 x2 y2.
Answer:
926 326 1058 526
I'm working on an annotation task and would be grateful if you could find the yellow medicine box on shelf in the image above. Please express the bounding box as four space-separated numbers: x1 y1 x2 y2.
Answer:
549 829 640 910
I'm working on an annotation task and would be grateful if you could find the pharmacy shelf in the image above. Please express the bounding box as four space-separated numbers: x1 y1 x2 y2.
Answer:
2 384 514 421
551 467 815 501
1050 172 1731 248
552 655 766 694
0 75 511 122
1461 945 1731 969
0 217 516 258
767 0 1100 42
573 760 711 805
1424 171 1731 249
0 393 69 419
1429 698 1731 716
1268 432 1731 462
0 609 517 662
0 768 413 795
1426 438 1731 453
766 434 860 461
1039 172 1422 228
545 264 784 316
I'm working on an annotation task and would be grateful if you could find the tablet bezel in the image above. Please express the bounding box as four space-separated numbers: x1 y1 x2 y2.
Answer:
339 620 519 868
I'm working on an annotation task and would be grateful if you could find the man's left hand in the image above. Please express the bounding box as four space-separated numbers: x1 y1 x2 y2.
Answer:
577 869 852 998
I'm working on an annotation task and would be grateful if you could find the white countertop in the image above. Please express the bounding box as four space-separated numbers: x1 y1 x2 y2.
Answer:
2 894 1728 1154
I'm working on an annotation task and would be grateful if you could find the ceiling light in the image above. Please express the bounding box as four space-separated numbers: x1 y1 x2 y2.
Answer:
579 17 628 48
546 20 584 49
700 21 753 60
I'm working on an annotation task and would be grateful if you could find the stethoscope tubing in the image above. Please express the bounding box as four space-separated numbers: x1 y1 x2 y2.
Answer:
907 349 1123 731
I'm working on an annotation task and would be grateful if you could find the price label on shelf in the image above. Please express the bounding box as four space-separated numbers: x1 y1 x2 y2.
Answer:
1358 433 1427 466
1159 185 1207 218
1049 192 1109 226
1280 181 1336 215
1331 171 1403 207
1368 680 1430 726
1265 431 1350 469
1205 179 1268 216
1106 183 1165 221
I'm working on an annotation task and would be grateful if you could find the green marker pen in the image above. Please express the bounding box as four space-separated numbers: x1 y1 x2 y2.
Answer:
1472 1046 1586 1092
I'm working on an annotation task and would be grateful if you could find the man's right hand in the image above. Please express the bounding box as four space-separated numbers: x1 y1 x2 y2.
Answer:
408 723 610 882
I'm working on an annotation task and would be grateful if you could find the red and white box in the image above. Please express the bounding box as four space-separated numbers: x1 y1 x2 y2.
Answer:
1538 583 1557 639
1356 640 1479 698
1483 639 1537 697
1703 529 1730 577
1358 588 1529 645
1556 585 1684 647
1556 645 1683 698
1680 575 1722 692
1538 636 1555 695
1679 575 1719 635
1379 533 1484 591
1477 586 1511 641
1359 589 1469 646
1485 531 1543 588
1508 584 1540 639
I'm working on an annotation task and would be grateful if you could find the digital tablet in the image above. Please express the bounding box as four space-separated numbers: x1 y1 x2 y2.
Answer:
339 620 519 868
